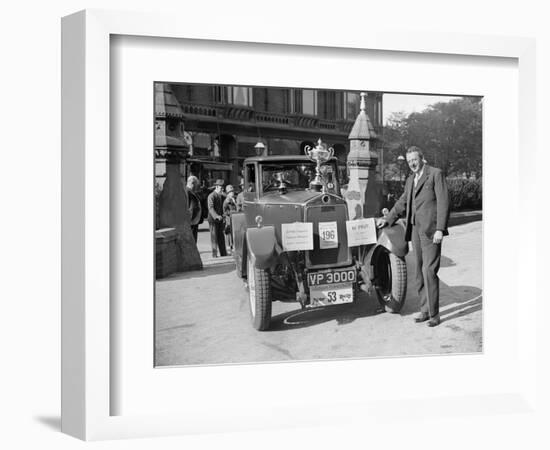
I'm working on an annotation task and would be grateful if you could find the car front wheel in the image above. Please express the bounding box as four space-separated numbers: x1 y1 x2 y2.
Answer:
373 248 407 313
247 251 272 331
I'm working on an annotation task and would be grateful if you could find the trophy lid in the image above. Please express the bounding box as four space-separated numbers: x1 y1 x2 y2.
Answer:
305 138 333 159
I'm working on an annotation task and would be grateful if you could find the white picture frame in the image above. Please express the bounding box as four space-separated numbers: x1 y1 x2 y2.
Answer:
61 9 538 441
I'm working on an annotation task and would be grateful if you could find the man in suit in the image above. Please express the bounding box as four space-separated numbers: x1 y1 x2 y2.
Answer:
185 175 203 243
376 146 450 327
223 185 237 253
236 178 245 212
207 179 227 257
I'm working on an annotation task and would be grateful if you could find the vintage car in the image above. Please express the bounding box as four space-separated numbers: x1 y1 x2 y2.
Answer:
231 146 408 331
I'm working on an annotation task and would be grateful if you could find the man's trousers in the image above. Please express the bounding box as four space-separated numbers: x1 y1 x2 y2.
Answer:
411 225 442 317
191 224 199 243
208 220 227 257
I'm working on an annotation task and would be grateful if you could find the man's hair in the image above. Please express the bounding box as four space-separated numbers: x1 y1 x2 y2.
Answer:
187 175 199 186
406 146 424 160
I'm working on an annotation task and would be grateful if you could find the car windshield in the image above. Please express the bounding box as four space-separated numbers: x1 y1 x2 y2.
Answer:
261 161 339 193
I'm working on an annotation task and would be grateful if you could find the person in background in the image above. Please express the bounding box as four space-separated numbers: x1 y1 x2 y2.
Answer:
236 178 245 212
207 179 227 257
223 185 237 253
376 146 450 327
185 175 202 243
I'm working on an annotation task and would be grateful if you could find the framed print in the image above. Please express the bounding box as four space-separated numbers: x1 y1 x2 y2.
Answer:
61 9 538 441
151 81 483 367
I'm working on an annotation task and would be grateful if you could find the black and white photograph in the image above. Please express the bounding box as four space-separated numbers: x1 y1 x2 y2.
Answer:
154 83 483 367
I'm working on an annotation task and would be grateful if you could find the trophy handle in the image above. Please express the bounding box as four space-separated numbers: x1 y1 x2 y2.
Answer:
304 144 312 156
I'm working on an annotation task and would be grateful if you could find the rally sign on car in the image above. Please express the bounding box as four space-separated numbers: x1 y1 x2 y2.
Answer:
281 222 314 251
318 221 338 249
309 283 354 307
346 218 377 246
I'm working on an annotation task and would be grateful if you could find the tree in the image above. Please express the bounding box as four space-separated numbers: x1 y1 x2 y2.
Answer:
383 98 482 178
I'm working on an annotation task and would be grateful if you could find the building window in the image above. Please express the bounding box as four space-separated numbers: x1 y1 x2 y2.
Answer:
343 92 360 119
335 92 344 119
226 86 253 107
292 89 303 113
287 89 295 113
302 89 317 115
213 86 225 103
244 164 256 192
287 89 318 115
317 91 338 120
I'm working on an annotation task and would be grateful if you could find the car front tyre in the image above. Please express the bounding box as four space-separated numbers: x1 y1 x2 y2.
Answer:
247 251 272 331
373 248 407 313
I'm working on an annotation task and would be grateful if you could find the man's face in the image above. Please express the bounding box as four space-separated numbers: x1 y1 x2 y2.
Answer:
215 185 223 193
406 151 424 174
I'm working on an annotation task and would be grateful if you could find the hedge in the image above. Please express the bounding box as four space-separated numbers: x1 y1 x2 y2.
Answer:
383 178 482 211
446 178 482 211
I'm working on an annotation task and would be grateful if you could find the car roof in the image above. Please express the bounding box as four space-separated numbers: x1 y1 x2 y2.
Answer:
244 155 338 164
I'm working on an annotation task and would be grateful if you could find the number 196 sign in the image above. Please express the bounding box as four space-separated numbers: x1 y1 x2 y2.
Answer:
318 221 338 249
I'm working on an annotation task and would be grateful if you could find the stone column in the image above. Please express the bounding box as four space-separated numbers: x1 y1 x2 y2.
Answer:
345 93 383 219
158 153 203 272
155 82 202 272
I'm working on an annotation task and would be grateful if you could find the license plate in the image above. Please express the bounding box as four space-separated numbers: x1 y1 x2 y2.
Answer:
307 268 356 286
309 283 354 307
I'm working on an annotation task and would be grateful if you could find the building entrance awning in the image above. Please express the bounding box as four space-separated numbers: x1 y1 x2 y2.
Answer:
187 159 233 171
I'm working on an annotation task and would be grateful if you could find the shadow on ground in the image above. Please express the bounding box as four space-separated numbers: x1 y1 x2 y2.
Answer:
400 278 482 323
448 213 482 227
268 291 383 331
267 280 482 331
440 255 456 268
34 416 61 431
157 262 235 282
441 294 482 323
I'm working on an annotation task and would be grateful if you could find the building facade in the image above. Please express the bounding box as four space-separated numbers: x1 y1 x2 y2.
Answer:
155 82 383 189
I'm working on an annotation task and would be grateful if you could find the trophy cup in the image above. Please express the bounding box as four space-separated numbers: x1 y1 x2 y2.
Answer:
304 138 334 192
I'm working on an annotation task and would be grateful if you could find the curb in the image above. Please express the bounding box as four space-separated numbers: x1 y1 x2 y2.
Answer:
202 256 235 267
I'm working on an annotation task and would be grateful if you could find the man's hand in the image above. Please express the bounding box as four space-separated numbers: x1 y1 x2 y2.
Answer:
433 230 444 244
376 217 388 229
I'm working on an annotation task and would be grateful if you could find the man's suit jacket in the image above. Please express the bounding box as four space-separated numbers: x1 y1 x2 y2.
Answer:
386 165 450 241
185 188 203 226
207 191 224 223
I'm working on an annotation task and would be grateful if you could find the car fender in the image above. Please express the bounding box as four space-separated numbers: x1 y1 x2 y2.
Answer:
231 212 247 277
360 223 407 286
376 219 408 258
246 226 278 270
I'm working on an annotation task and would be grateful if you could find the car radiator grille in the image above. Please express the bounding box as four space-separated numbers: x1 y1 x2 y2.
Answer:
305 204 351 269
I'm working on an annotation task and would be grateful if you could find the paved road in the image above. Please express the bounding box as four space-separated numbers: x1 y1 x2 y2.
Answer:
155 220 482 366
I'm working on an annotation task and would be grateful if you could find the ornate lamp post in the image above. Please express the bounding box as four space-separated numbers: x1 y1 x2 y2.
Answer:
397 154 406 187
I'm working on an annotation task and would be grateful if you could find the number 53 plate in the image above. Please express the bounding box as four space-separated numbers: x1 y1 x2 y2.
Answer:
309 283 354 307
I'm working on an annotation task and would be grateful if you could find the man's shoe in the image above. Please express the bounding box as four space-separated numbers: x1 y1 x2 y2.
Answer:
413 312 430 323
427 315 441 327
